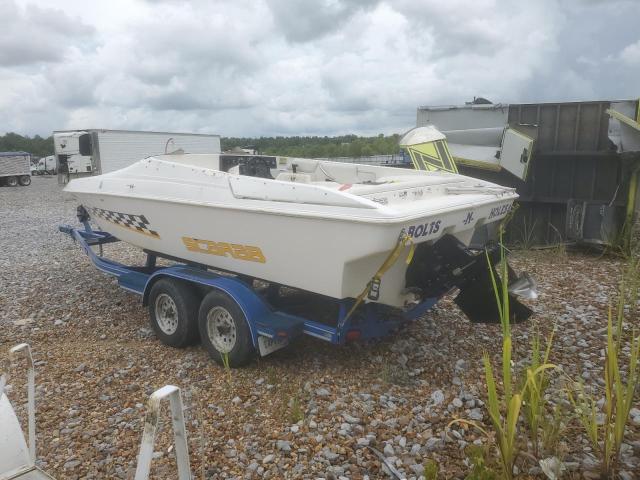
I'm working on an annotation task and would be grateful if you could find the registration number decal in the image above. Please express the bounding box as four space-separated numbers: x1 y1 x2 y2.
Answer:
488 203 512 220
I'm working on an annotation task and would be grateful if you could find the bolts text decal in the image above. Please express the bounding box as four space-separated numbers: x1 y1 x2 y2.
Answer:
406 220 441 238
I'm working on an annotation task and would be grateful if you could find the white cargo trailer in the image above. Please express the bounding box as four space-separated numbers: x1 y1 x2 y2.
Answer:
0 151 32 187
54 129 221 184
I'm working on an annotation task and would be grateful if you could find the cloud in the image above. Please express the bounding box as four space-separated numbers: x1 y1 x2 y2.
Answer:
620 40 640 65
1 0 640 139
0 1 94 66
265 0 380 43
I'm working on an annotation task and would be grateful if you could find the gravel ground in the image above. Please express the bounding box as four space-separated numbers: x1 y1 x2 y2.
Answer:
1 177 639 479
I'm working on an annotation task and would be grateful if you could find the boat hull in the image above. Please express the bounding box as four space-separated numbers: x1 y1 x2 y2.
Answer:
70 191 514 307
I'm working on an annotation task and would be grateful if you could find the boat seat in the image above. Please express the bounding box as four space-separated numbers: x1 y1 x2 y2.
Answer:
275 172 313 183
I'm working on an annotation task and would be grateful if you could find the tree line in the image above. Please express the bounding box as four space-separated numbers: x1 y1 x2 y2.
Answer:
222 133 402 158
0 132 402 159
0 132 54 158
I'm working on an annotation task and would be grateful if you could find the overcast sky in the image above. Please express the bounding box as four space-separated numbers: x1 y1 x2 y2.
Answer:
1 0 639 138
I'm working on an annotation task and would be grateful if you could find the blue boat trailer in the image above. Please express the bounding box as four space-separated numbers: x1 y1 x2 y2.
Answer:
59 221 440 366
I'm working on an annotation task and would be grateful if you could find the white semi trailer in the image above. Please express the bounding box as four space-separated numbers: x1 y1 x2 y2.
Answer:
53 129 221 184
0 151 32 187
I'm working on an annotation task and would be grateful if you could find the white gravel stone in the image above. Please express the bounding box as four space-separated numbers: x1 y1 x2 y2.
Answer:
430 390 444 406
383 443 395 457
342 413 361 424
316 388 330 397
468 408 484 421
276 440 291 452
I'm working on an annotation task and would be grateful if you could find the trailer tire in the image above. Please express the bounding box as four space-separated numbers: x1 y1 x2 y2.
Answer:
198 290 254 367
19 175 31 186
148 278 200 348
6 176 18 187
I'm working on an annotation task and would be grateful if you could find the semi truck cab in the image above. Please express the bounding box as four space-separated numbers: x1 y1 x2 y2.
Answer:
53 132 93 183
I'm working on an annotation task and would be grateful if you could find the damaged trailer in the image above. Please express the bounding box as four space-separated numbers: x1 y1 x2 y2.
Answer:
415 99 640 249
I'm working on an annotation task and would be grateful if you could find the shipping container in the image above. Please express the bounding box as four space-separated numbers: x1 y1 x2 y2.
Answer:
54 129 221 184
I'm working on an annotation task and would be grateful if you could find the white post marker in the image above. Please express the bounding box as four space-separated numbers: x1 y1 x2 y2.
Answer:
9 343 36 464
134 385 191 480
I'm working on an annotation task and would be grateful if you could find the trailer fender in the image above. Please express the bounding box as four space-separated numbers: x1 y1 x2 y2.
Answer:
142 268 270 347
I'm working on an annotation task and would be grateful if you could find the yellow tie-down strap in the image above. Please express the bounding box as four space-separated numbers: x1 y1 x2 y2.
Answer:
342 232 415 324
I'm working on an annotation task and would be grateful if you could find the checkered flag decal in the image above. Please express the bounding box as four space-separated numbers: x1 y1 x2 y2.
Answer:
90 207 160 238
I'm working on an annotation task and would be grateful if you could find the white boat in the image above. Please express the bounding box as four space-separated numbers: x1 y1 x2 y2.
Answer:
63 142 520 312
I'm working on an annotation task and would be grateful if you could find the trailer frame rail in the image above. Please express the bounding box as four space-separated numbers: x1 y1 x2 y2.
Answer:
59 222 439 360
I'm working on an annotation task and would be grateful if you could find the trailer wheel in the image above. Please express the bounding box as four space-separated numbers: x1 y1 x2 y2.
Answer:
198 290 254 367
19 175 31 186
148 278 200 348
6 176 18 187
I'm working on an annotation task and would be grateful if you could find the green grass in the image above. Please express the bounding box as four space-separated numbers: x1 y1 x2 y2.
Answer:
220 351 232 385
265 366 278 386
548 224 567 259
423 459 439 480
521 327 556 457
464 445 497 480
515 216 538 250
539 402 570 458
275 384 306 425
568 300 640 477
289 394 304 424
381 363 391 384
567 258 640 476
451 230 555 479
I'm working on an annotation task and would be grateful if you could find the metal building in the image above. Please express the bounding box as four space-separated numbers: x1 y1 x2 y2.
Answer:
416 99 640 249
